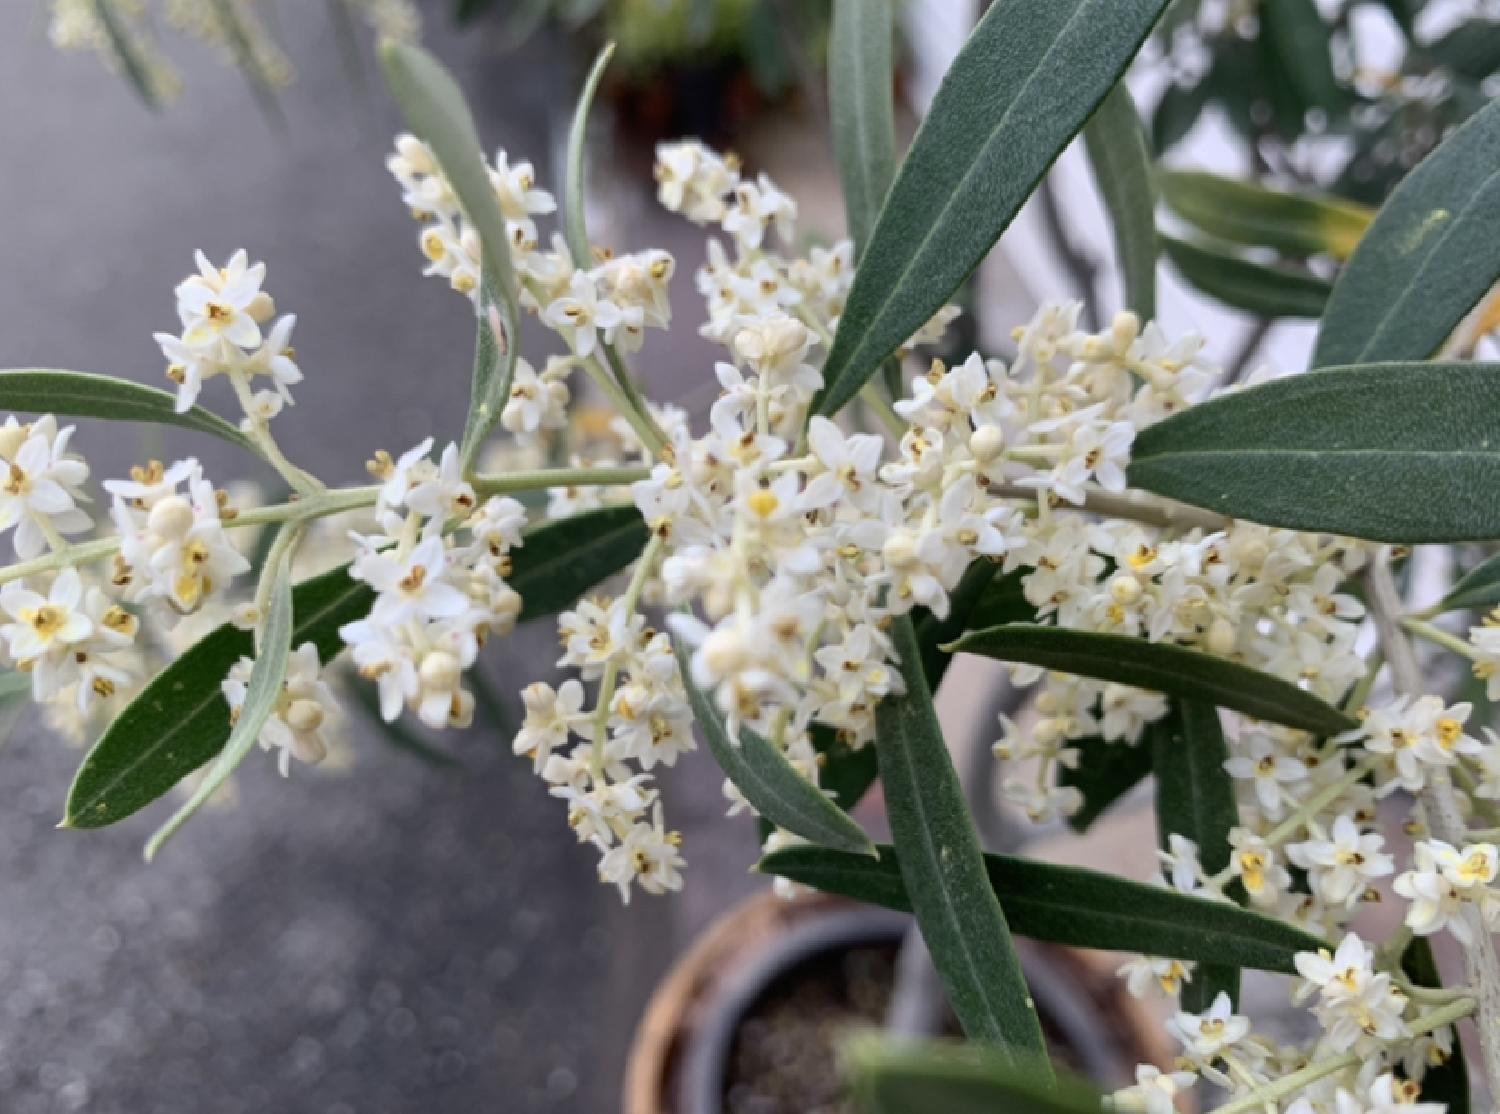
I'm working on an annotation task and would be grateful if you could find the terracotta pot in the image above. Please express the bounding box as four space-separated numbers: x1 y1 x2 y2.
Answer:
624 890 1173 1114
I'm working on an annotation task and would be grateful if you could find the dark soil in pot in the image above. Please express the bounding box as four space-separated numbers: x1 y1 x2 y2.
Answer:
627 894 1166 1114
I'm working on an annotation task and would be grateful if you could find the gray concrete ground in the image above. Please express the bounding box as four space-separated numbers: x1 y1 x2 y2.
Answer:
0 6 765 1112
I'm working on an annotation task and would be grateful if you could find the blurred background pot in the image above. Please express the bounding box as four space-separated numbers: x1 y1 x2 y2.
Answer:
624 890 1170 1114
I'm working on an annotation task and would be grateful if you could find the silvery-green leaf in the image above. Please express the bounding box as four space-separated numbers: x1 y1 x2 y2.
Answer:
91 0 165 109
1162 235 1330 318
1160 170 1372 260
948 624 1356 735
1315 98 1500 366
0 369 255 452
673 637 875 857
143 536 297 860
1437 553 1500 615
1152 701 1241 1010
829 0 897 257
380 41 520 469
875 616 1047 1060
1128 361 1500 543
759 844 1326 973
814 0 1172 418
563 42 617 267
847 1037 1098 1114
1082 85 1157 319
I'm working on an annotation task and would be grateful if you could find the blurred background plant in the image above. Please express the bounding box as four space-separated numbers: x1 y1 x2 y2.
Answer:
1149 0 1500 344
43 0 421 110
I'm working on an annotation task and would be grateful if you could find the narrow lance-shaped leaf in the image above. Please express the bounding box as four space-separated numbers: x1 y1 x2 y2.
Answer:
461 278 512 472
1082 84 1157 320
563 42 617 267
144 536 297 860
379 41 520 468
1260 0 1347 118
0 369 256 452
1159 170 1372 261
1161 235 1330 319
1152 701 1241 1010
829 0 897 258
1437 553 1500 615
0 671 33 752
948 624 1357 735
91 0 165 109
759 844 1328 974
875 616 1048 1060
847 1037 1102 1114
813 0 1171 418
206 0 285 124
64 506 646 830
1315 97 1500 367
673 638 875 857
1127 362 1500 544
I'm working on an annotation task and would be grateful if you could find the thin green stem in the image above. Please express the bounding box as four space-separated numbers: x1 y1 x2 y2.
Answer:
227 368 323 495
580 355 667 458
0 461 648 591
471 464 648 496
602 344 667 452
0 488 378 589
987 480 1229 532
858 383 906 438
1403 618 1477 661
1342 648 1384 714
590 531 665 777
1262 756 1379 849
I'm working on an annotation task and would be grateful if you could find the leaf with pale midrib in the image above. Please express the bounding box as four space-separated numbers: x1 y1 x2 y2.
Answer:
874 616 1047 1061
948 624 1356 735
672 637 875 857
758 844 1327 973
1127 361 1500 543
0 369 254 451
813 0 1171 418
1315 97 1500 366
1083 85 1157 320
829 0 897 258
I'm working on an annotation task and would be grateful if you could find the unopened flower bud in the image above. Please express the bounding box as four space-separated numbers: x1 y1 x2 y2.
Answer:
969 424 1005 463
247 292 276 324
1207 618 1237 656
700 628 748 681
285 698 325 733
1111 311 1141 352
396 134 435 174
147 495 195 540
419 651 462 692
882 531 918 569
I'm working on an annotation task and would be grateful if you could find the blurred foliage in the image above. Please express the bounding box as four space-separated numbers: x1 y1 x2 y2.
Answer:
457 0 831 97
1152 0 1500 203
1150 0 1500 324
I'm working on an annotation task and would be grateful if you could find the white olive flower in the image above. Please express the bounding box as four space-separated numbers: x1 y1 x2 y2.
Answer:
543 271 631 359
223 643 338 777
175 249 267 351
1287 814 1394 908
597 806 685 903
0 415 91 559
